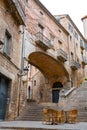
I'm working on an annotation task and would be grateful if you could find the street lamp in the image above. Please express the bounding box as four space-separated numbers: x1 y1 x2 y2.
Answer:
17 66 29 77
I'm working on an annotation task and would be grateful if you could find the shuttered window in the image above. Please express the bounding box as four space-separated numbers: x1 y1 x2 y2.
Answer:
4 30 12 57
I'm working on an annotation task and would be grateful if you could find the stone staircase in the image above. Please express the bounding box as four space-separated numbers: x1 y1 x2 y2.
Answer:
62 81 87 122
16 81 87 122
16 99 44 121
16 100 59 121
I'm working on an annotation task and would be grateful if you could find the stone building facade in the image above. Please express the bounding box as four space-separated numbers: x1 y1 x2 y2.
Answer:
23 0 69 103
23 0 87 105
0 0 25 120
55 15 87 87
1 0 87 121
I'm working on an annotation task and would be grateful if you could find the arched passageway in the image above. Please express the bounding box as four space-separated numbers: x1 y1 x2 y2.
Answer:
28 51 69 102
28 51 69 80
52 82 63 103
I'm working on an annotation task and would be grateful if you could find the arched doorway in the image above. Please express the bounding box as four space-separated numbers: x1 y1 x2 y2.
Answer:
28 86 30 99
52 82 63 103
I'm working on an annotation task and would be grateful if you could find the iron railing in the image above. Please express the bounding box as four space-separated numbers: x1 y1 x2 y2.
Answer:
82 56 87 65
70 60 81 70
35 32 51 49
57 49 67 62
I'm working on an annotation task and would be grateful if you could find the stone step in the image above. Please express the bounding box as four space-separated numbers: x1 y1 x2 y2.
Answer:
62 81 87 122
17 118 43 121
20 110 43 114
18 115 43 118
16 81 87 122
78 118 87 121
16 101 44 121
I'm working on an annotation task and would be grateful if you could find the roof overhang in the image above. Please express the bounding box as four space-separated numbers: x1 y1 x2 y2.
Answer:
4 0 25 25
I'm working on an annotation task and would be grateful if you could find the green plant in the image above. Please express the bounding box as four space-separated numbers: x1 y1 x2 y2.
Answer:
85 78 87 80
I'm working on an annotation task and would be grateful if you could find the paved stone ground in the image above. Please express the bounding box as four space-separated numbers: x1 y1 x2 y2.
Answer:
0 121 87 130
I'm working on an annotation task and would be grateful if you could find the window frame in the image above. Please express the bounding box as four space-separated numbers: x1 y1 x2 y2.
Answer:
4 30 12 58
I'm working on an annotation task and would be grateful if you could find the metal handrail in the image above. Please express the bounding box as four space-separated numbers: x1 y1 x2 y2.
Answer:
57 49 67 59
70 60 81 68
35 32 51 47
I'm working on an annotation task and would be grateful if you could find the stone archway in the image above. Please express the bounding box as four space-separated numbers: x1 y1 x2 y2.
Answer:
52 82 63 103
28 51 69 102
28 51 69 80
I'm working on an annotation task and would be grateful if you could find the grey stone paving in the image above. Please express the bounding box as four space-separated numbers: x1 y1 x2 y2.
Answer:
0 121 87 130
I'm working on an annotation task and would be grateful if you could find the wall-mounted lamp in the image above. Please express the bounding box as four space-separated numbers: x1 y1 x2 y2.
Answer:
18 66 29 77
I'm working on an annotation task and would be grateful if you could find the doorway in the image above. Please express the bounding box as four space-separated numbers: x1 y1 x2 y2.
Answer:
28 86 30 99
52 82 63 103
0 76 9 120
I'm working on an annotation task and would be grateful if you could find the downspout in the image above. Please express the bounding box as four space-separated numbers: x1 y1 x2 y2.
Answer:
68 35 70 65
74 37 76 61
17 0 26 116
74 37 77 87
68 35 72 88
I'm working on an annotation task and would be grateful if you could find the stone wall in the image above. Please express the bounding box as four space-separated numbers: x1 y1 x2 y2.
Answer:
0 0 23 120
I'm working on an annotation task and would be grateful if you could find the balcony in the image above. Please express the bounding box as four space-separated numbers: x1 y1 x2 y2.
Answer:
4 0 25 25
70 60 81 70
82 56 87 65
35 32 51 50
80 42 84 50
56 49 67 62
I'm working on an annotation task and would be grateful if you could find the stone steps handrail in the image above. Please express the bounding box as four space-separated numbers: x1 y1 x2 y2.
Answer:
64 87 75 97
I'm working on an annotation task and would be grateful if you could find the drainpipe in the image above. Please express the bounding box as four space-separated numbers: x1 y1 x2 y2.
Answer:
67 35 72 88
17 0 26 116
68 35 70 65
74 37 76 61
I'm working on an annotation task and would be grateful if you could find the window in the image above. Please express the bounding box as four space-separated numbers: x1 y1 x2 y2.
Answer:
71 52 73 60
50 34 55 45
77 58 79 63
39 10 44 15
0 41 4 50
84 43 87 50
58 40 62 44
81 51 83 58
73 31 78 40
38 24 44 33
34 80 36 86
80 39 83 44
58 29 61 33
70 35 72 42
58 39 62 49
4 30 11 57
68 23 73 33
81 51 83 55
